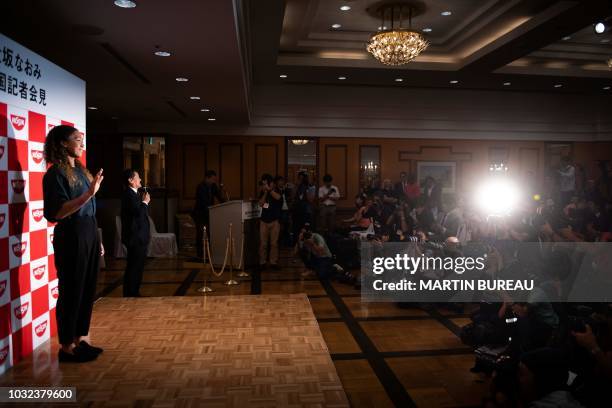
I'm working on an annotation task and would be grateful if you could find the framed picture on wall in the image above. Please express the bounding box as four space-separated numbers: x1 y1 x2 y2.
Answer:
417 161 456 193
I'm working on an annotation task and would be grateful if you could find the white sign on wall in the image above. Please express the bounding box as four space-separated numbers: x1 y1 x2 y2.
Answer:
0 33 85 126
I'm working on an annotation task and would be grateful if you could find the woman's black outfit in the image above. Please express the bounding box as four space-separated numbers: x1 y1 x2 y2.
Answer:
43 165 99 346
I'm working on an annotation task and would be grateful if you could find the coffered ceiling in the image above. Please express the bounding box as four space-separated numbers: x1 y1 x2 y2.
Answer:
255 0 612 91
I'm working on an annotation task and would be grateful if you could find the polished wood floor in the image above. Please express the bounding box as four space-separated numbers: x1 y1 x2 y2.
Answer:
1 252 488 407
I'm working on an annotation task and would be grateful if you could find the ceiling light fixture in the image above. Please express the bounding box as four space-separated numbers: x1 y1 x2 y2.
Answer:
190 96 201 100
603 86 610 90
87 106 98 110
503 82 511 86
422 27 432 32
331 23 342 29
607 58 612 69
291 140 309 145
601 39 610 43
377 25 388 30
340 5 351 11
338 76 347 80
367 4 429 66
594 22 606 34
175 77 188 82
450 80 459 84
154 51 171 57
441 11 452 16
562 36 571 41
395 78 403 82
554 84 563 88
279 74 288 78
200 108 210 112
114 0 136 8
208 118 216 121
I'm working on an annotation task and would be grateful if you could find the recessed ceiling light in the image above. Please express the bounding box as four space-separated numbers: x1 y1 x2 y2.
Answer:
422 28 433 32
340 5 351 11
377 26 388 30
208 118 216 121
603 86 611 90
594 22 606 34
331 24 342 29
441 11 452 16
449 80 459 84
395 78 403 82
562 36 571 41
200 108 210 112
601 39 610 43
114 0 136 8
279 74 287 78
87 106 98 110
175 77 188 82
554 84 563 88
338 76 347 80
503 82 511 86
154 51 171 57
190 96 201 100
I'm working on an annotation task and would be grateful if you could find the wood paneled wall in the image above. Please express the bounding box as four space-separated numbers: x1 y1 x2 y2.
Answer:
149 135 612 211
166 136 286 211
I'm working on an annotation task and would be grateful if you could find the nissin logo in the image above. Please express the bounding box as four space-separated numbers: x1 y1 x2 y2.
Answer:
10 114 26 131
32 208 44 222
33 265 46 280
31 150 44 164
14 302 29 319
0 346 9 365
0 280 6 297
11 179 26 194
12 241 27 257
51 286 59 299
0 213 5 229
35 321 48 337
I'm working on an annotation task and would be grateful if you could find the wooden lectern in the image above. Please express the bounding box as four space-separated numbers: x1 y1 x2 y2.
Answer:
208 200 261 267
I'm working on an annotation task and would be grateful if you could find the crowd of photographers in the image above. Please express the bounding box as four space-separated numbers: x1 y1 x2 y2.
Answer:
255 157 612 407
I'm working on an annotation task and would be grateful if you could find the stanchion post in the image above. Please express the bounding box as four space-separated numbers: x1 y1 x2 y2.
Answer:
224 223 239 285
237 220 249 278
197 226 214 293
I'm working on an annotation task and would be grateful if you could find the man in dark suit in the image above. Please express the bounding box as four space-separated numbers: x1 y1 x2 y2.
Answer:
192 170 225 259
121 169 150 297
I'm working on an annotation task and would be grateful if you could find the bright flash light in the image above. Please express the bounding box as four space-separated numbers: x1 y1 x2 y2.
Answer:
476 179 520 216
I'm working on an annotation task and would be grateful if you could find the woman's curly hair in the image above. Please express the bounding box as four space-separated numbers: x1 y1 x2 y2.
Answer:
44 125 92 186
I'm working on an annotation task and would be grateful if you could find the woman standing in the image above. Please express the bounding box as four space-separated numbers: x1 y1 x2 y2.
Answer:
43 125 104 362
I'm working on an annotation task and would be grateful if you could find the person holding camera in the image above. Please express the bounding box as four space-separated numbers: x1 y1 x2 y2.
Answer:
259 174 282 269
121 169 150 297
318 174 340 234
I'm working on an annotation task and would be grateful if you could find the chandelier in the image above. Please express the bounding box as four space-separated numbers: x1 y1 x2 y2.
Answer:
367 3 429 65
291 139 309 145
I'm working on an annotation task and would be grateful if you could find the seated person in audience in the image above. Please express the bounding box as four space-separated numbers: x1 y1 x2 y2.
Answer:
343 197 375 230
385 202 415 241
354 188 368 208
508 302 559 357
518 348 583 408
571 318 612 407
